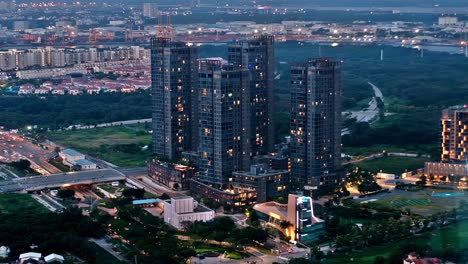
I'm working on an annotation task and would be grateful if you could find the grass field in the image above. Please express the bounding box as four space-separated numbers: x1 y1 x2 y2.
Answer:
0 193 48 214
47 125 152 167
352 156 430 174
343 144 436 157
325 220 468 264
368 189 466 216
49 159 70 172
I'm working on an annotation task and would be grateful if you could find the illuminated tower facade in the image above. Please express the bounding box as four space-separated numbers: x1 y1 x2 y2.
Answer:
197 58 251 186
228 34 275 157
441 105 468 162
151 37 198 160
290 58 343 190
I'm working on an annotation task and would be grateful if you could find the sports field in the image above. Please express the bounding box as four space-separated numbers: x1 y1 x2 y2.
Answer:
370 189 466 216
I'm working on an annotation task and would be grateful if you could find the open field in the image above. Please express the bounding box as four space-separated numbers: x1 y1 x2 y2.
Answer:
47 125 152 167
342 144 437 157
0 193 48 215
367 189 467 216
47 124 151 147
325 220 468 264
351 156 430 174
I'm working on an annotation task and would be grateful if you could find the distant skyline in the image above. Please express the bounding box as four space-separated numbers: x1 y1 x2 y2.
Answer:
202 0 468 8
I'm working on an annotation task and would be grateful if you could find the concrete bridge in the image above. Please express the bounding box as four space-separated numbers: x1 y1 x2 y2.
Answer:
0 169 126 193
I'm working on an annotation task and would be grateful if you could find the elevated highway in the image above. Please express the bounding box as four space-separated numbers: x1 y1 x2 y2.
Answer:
0 169 126 193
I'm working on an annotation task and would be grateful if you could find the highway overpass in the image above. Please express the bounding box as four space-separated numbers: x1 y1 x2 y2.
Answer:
0 169 126 193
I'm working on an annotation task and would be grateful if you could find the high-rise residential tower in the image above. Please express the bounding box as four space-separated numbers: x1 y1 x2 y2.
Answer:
151 37 198 160
197 58 251 187
290 58 343 189
441 105 468 162
143 3 159 18
228 35 275 157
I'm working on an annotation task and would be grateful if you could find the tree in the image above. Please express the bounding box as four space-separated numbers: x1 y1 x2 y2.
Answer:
122 188 145 199
334 184 350 198
57 189 75 199
288 258 319 264
10 159 31 171
428 174 435 182
418 175 427 186
374 256 385 264
280 220 293 229
232 226 268 245
347 168 382 194
246 207 260 226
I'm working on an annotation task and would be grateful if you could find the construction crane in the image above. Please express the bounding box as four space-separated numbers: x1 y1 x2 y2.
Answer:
157 14 174 40
125 26 134 42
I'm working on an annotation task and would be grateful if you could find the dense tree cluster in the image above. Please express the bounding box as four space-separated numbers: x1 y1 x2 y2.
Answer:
121 188 145 199
185 216 268 246
0 91 151 129
8 159 31 171
104 206 193 264
57 189 75 199
324 200 468 263
334 218 412 252
346 168 382 194
0 207 108 263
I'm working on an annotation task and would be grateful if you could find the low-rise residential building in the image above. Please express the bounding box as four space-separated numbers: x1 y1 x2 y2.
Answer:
425 162 468 178
17 252 64 264
163 196 215 229
0 246 9 258
68 88 82 95
19 252 42 264
44 254 64 263
33 87 50 95
59 148 96 170
231 164 290 203
190 179 257 208
252 153 291 172
147 160 195 190
18 84 35 94
74 159 97 170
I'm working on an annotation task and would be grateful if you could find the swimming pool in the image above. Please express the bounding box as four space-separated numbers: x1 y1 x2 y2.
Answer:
431 192 465 197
